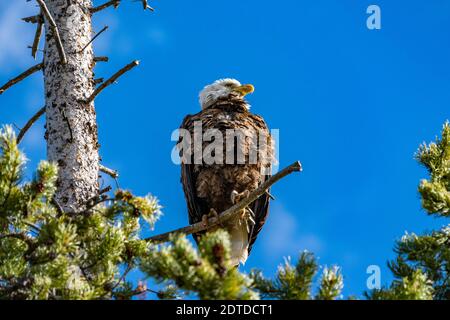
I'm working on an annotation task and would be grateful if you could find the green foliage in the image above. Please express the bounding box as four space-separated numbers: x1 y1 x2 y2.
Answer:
250 252 343 300
140 230 258 300
416 121 450 217
366 122 450 300
367 270 434 300
0 126 162 299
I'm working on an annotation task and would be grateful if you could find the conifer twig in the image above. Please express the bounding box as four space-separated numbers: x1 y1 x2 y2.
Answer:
94 56 109 63
17 107 46 144
36 0 67 65
22 15 43 24
0 63 44 95
31 11 44 59
145 161 302 244
99 165 119 179
90 0 121 13
141 0 155 11
80 26 109 52
86 60 139 103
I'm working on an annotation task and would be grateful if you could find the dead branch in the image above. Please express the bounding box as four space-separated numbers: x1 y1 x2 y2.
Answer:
17 107 45 143
94 56 109 63
22 14 43 24
99 165 119 179
86 60 139 103
36 0 67 65
145 161 303 244
31 11 44 59
81 186 113 214
141 0 154 11
0 63 43 95
91 0 121 14
80 26 109 52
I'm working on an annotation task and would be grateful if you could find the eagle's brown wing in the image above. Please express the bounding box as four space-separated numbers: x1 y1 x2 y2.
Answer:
248 175 271 254
179 114 208 243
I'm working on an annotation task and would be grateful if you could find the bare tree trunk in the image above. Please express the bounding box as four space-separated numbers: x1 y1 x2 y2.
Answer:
43 0 99 212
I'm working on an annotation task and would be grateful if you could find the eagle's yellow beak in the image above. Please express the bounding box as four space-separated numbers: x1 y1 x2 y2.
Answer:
233 84 255 96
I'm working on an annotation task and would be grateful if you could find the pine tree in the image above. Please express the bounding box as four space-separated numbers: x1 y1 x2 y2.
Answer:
367 122 450 300
250 252 343 300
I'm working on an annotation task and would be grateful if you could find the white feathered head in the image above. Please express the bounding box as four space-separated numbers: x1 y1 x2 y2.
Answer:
199 78 254 110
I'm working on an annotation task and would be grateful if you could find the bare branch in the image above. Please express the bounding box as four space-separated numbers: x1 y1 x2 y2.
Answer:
17 107 45 144
145 161 303 244
141 0 154 11
91 0 121 14
80 26 109 52
86 60 139 103
94 56 109 63
0 63 43 95
36 0 67 65
99 165 119 179
22 14 43 24
81 186 113 214
31 11 44 59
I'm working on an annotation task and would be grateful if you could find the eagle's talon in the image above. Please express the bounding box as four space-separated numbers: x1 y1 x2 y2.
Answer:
247 207 255 217
201 214 209 228
209 208 219 219
202 209 220 228
231 190 251 205
230 190 239 205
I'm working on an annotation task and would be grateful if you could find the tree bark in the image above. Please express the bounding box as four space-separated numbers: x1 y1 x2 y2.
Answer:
43 0 99 212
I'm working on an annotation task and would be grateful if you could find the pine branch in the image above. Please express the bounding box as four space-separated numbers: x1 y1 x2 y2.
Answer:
0 233 34 245
145 161 302 244
31 11 44 59
91 0 121 14
17 107 45 144
140 0 155 11
80 26 109 52
94 56 109 63
36 0 67 65
86 60 140 103
22 14 43 24
99 164 119 179
0 63 44 95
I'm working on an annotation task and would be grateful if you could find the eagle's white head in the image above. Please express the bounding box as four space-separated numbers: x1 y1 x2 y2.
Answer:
199 78 254 110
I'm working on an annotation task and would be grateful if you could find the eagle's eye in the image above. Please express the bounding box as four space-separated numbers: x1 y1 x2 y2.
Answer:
223 83 235 89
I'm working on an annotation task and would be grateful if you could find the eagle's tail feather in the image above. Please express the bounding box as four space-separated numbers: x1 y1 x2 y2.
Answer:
228 218 249 267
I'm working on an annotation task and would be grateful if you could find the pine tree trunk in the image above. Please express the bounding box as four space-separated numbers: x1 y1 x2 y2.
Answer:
43 0 99 212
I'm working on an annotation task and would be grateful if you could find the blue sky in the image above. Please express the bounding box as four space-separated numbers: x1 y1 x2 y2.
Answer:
0 0 449 298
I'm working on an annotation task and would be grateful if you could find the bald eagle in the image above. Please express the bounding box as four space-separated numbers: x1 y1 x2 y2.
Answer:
178 79 273 266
